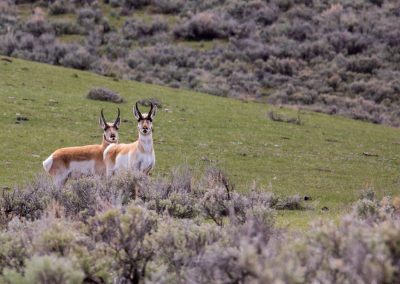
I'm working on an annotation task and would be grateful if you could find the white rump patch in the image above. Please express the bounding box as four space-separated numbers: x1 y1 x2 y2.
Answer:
43 155 53 173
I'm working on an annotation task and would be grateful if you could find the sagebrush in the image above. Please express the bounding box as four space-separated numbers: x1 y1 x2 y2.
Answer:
0 168 399 283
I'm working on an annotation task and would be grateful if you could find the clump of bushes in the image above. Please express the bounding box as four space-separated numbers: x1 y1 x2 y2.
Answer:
86 87 124 103
60 46 95 70
77 7 103 30
174 12 236 40
267 110 303 125
108 0 151 10
51 21 82 36
0 169 398 283
137 97 162 108
23 19 53 37
122 18 168 40
48 0 72 15
151 0 183 14
2 255 85 283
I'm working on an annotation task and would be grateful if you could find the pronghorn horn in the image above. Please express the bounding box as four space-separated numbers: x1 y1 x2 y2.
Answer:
100 109 108 128
148 102 154 121
135 102 143 120
114 107 121 127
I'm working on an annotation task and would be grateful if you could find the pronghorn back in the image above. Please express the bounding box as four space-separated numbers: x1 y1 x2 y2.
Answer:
45 144 104 174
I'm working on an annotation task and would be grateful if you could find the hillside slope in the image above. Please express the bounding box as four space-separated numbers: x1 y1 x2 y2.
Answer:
1 57 400 224
1 1 400 125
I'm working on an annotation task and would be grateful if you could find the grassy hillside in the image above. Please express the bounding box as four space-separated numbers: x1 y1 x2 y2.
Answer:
2 1 400 126
1 57 400 226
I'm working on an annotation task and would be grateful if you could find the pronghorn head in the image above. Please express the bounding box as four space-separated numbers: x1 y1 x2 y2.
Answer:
99 108 121 143
133 102 157 136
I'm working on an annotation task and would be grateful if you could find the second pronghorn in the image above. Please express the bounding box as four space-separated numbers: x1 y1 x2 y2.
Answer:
104 102 157 176
43 108 121 188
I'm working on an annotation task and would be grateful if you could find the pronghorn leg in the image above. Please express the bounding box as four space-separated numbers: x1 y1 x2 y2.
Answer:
54 172 69 189
144 168 151 175
106 165 115 177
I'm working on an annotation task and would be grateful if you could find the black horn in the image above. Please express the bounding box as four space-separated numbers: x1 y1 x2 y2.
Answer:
101 109 107 122
135 102 143 121
114 107 121 128
100 108 108 129
148 102 154 121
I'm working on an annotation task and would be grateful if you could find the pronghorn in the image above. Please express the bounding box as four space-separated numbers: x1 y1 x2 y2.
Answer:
43 109 121 188
104 102 157 176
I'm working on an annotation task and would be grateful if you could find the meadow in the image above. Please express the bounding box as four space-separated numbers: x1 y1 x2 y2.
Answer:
1 57 400 227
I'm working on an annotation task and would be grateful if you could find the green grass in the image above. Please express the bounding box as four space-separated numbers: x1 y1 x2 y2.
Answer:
98 3 178 30
16 4 34 21
58 34 85 44
176 39 228 51
1 57 400 228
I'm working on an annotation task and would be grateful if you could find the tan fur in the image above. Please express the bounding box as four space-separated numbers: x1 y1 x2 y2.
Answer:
106 142 134 164
49 144 106 175
44 110 120 188
104 139 153 175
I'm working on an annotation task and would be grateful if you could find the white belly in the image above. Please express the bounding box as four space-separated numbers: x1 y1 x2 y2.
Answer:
115 153 130 170
69 160 95 177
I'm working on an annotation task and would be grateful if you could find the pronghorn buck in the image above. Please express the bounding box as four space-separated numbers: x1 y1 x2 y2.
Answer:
104 102 157 176
43 109 121 188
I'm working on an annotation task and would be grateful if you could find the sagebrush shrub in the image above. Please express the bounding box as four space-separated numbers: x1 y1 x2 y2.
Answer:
0 32 16 56
152 0 183 14
89 204 157 283
346 56 380 74
0 175 55 222
122 18 168 40
137 97 162 108
77 7 102 29
174 12 236 40
60 46 95 70
23 19 53 37
51 21 82 36
86 87 124 103
0 169 399 282
48 0 71 15
2 255 84 284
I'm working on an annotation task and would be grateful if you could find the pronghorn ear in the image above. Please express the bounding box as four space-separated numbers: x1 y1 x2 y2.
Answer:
150 104 157 120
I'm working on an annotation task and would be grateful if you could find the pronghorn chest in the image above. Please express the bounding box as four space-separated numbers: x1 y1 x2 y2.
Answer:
132 151 155 172
129 136 155 172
